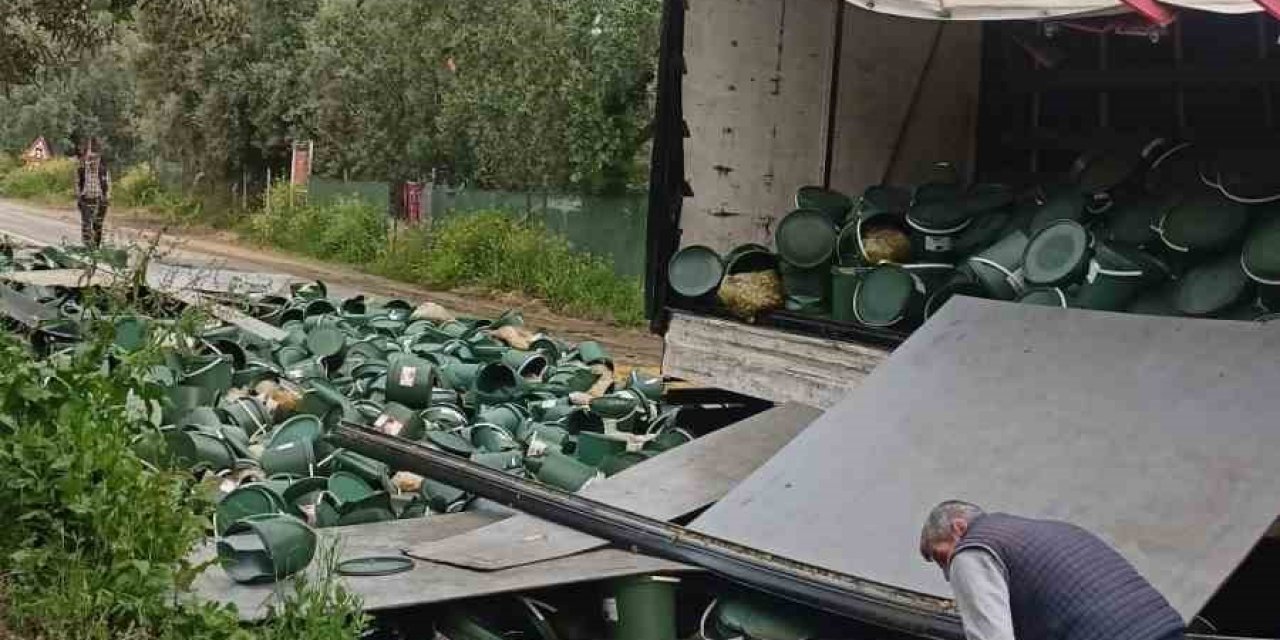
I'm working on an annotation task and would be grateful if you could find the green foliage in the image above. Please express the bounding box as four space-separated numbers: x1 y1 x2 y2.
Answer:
113 162 163 207
0 152 19 180
0 0 138 87
382 212 646 326
0 157 76 202
0 305 365 638
249 184 387 264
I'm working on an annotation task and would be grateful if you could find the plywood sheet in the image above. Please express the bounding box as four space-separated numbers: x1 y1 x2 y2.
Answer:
406 403 822 570
691 297 1280 620
189 512 691 621
663 312 888 408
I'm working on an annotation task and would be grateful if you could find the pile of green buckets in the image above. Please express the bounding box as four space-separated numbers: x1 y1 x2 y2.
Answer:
0 262 690 590
669 145 1280 331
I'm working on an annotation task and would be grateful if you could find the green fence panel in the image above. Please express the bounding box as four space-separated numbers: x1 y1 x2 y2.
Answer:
433 188 647 278
311 178 391 211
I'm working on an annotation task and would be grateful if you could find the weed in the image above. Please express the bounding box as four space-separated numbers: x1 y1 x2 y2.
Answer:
113 163 165 208
0 158 76 203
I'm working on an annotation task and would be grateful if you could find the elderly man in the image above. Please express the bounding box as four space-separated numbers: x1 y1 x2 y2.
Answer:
920 500 1185 640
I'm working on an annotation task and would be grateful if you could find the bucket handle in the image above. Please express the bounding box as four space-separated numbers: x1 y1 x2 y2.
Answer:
1241 251 1280 286
967 257 1026 296
851 278 906 328
1201 163 1280 205
1150 212 1190 254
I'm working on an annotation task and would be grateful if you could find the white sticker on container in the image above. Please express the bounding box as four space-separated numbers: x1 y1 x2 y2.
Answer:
219 478 238 494
382 418 404 436
1086 259 1101 284
602 597 619 622
399 367 417 387
925 235 953 252
374 414 389 427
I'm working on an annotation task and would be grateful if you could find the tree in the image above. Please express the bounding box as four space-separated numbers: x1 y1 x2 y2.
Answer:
0 0 135 87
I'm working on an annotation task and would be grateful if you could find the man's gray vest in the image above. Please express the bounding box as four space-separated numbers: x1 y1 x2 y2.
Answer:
956 513 1185 640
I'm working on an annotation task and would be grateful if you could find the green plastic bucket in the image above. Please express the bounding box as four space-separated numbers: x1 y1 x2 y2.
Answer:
1175 253 1253 317
217 513 316 584
966 230 1029 300
1018 287 1070 308
470 450 524 472
906 182 971 261
437 363 482 393
502 349 549 380
576 431 629 467
220 396 270 438
1026 188 1087 236
473 362 520 404
575 341 613 369
952 209 1013 258
426 429 477 457
421 478 470 513
645 427 694 454
607 575 680 640
625 370 663 402
216 484 288 536
182 355 233 401
1103 197 1166 247
668 245 725 299
1073 242 1155 311
775 209 836 268
829 266 866 323
710 594 820 640
923 267 986 319
532 451 600 492
374 402 425 440
477 404 526 433
1023 219 1093 287
331 449 392 492
851 184 911 222
306 327 346 362
422 405 469 430
852 264 918 328
723 243 778 275
1156 193 1251 255
112 315 150 353
835 212 911 267
779 262 831 312
471 423 521 453
795 186 853 226
1241 213 1280 303
386 354 437 409
600 450 655 475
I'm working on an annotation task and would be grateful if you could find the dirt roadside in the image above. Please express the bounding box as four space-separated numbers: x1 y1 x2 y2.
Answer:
3 201 664 372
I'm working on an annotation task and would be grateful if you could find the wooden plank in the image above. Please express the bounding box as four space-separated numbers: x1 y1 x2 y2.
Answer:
662 312 889 408
166 288 288 343
0 282 59 328
405 403 822 570
680 0 838 252
188 512 691 621
0 268 117 288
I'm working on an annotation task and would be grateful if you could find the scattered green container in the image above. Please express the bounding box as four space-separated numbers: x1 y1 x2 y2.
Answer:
1074 243 1154 311
532 450 599 492
608 575 680 640
575 341 612 369
1156 193 1251 255
1242 213 1280 308
723 243 778 275
852 264 919 328
780 262 831 314
668 245 725 299
776 209 836 268
1018 287 1070 308
182 354 233 401
711 594 820 640
966 230 1029 300
374 402 425 440
576 432 629 467
905 183 972 262
386 353 437 409
427 429 477 457
216 483 288 536
1023 220 1093 287
474 362 521 404
1175 253 1253 317
625 370 663 402
217 514 316 584
502 349 549 380
471 423 521 453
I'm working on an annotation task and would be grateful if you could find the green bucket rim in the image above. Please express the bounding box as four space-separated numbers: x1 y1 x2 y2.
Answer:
775 208 837 268
1023 219 1092 287
667 245 725 298
852 264 917 328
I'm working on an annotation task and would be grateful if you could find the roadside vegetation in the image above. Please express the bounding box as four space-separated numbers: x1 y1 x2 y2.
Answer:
0 291 366 639
249 187 646 326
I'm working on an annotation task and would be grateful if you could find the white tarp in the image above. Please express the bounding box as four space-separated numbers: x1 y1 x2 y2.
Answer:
847 0 1262 20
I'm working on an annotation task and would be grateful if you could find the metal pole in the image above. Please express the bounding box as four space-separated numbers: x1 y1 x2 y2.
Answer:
327 423 965 640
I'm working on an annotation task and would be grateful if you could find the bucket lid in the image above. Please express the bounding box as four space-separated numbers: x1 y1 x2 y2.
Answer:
1175 254 1252 316
306 327 346 358
1160 193 1251 253
1023 220 1092 287
667 245 724 297
795 186 853 225
268 414 323 447
1242 214 1280 284
853 185 912 220
853 265 916 327
1026 189 1086 235
775 209 836 268
907 181 970 233
337 555 414 577
1018 287 1070 308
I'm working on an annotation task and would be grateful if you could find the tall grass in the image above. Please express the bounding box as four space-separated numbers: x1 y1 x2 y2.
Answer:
247 188 645 326
0 158 76 202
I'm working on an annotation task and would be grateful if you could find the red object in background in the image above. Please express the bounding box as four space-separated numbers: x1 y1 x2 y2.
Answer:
290 141 313 187
1255 0 1280 21
403 182 423 224
1118 0 1177 27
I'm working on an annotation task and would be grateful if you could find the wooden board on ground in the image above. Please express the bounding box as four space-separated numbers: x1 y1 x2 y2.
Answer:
0 268 117 288
405 402 822 570
0 282 60 327
189 512 691 621
662 312 889 409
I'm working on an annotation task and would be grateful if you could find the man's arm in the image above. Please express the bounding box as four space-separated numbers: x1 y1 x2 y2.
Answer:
949 549 1016 640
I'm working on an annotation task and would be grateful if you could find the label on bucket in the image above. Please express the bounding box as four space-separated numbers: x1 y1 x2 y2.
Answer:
379 415 405 437
400 367 417 387
602 597 619 622
925 235 953 253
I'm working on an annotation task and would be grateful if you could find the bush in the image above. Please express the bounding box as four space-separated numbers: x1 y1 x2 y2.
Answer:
113 163 164 208
381 211 645 326
0 319 367 638
0 152 19 181
249 184 387 264
0 157 76 202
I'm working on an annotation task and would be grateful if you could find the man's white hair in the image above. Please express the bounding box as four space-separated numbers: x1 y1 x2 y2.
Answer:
919 500 985 560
